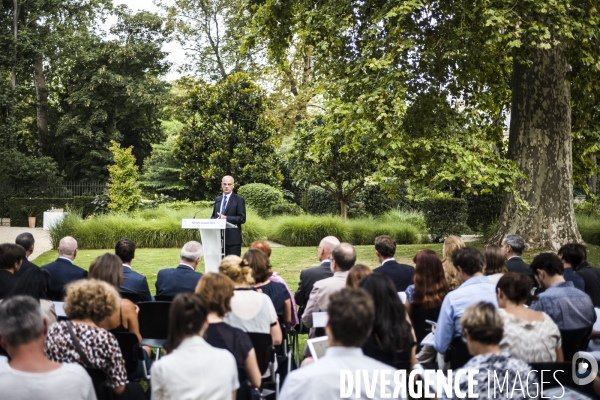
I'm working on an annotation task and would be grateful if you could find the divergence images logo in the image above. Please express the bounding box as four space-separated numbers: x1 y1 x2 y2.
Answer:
573 351 598 386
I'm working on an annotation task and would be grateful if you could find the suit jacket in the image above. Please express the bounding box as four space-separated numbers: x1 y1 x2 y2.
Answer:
211 192 246 245
155 264 203 298
0 270 19 299
506 256 537 288
121 265 153 302
294 261 333 319
302 270 349 330
15 256 38 277
373 259 414 292
41 258 87 294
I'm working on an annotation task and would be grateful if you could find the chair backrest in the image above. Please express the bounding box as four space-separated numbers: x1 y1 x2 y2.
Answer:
410 306 442 345
112 331 141 377
155 295 174 302
137 301 171 340
445 336 473 369
119 292 142 304
236 366 254 400
560 327 592 361
84 367 114 400
47 289 64 302
247 332 275 375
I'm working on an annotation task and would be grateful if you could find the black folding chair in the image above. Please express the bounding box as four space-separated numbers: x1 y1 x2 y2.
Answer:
155 295 174 302
560 327 592 361
137 301 171 360
119 291 142 304
112 331 149 381
444 336 473 369
47 289 64 302
248 332 279 399
237 367 254 400
410 306 441 346
84 367 114 400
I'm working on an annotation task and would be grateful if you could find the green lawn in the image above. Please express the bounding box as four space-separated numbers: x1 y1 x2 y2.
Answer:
34 240 600 295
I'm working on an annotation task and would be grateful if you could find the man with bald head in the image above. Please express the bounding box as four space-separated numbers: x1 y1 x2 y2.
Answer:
40 236 87 299
211 175 246 256
295 236 340 324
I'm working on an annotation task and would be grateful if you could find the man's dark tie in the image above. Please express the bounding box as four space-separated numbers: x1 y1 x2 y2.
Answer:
221 196 228 214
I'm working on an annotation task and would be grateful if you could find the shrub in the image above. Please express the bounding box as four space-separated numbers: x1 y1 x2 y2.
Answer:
464 190 503 233
576 214 600 246
238 183 283 217
422 198 468 242
347 219 422 245
9 197 95 227
107 141 142 213
306 186 339 215
270 202 304 216
269 215 350 246
50 205 266 249
378 209 427 232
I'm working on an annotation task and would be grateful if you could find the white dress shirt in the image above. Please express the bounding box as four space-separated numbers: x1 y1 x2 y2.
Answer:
280 347 399 400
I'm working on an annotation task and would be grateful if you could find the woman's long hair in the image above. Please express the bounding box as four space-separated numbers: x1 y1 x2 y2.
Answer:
412 250 449 309
7 268 51 300
165 293 208 353
483 245 508 275
358 274 414 353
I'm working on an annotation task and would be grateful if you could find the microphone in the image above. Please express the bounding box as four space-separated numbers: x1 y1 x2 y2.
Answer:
193 200 217 219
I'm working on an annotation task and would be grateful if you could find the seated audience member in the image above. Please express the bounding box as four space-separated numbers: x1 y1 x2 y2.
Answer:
40 236 86 297
345 264 372 288
45 279 146 399
483 245 508 285
373 235 414 292
358 274 416 368
440 302 538 400
155 241 204 299
280 288 395 399
5 268 57 325
0 243 24 299
501 234 537 288
434 247 498 355
294 236 339 321
0 296 95 400
115 238 152 302
15 232 37 277
529 252 596 331
496 273 562 362
195 272 261 388
574 243 600 307
558 243 586 291
442 235 465 290
151 293 239 400
219 256 282 345
404 250 449 344
88 253 142 341
303 243 356 334
250 240 298 328
244 248 292 325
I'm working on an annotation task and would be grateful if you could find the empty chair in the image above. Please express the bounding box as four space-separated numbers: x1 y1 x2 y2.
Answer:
137 301 171 358
560 327 592 361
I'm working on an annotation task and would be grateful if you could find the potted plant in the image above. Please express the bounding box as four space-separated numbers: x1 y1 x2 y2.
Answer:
22 205 37 228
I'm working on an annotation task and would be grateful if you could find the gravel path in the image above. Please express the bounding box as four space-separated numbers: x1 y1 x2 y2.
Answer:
0 227 53 261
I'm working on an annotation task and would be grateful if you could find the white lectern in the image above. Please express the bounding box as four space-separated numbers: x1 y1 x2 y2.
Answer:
181 219 237 273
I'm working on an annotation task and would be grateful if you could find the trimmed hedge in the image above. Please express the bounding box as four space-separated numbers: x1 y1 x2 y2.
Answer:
238 183 283 217
422 198 468 242
9 197 95 227
464 190 503 233
270 202 304 216
306 186 339 215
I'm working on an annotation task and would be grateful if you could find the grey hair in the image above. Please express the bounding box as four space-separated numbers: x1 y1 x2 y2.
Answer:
320 236 340 253
0 296 45 347
58 236 78 256
503 234 525 255
181 241 203 262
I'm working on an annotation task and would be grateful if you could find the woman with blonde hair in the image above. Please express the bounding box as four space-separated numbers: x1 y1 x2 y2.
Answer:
219 255 282 345
442 235 465 290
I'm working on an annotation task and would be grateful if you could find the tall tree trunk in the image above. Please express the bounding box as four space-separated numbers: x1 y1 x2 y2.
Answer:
490 44 582 250
587 154 597 194
34 56 49 156
340 199 347 221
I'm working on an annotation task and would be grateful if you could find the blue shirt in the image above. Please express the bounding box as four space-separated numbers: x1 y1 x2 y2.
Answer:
530 281 595 330
434 276 498 354
563 268 585 291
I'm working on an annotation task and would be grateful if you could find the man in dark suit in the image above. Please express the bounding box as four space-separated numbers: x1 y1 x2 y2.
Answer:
502 234 537 288
211 175 246 256
15 232 38 277
115 238 152 302
155 241 204 300
40 236 87 297
373 235 414 292
0 243 24 299
294 236 340 321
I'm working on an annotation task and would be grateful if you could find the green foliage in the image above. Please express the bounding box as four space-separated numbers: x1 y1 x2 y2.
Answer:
347 219 422 245
107 141 142 213
141 135 191 200
49 206 266 249
238 183 283 217
422 198 469 243
575 198 600 216
176 73 282 199
9 197 94 227
576 215 600 247
378 210 427 233
306 186 339 215
270 202 304 216
464 190 504 233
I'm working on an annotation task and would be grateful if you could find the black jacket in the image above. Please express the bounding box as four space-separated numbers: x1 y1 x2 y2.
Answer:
373 259 414 292
155 265 203 298
211 192 246 245
506 256 537 288
41 258 87 294
15 256 38 277
576 261 600 307
294 261 333 318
